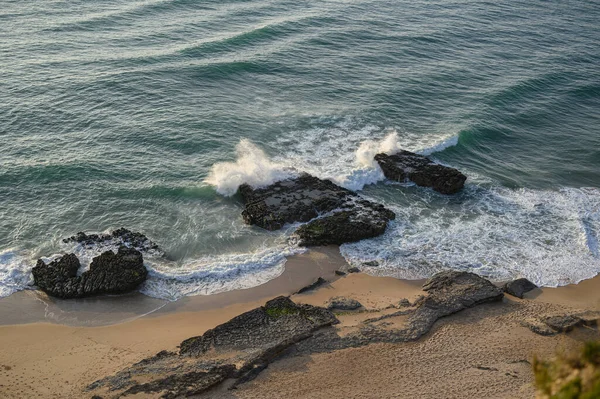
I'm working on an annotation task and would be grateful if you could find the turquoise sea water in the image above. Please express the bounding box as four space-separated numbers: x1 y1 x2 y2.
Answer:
1 0 599 299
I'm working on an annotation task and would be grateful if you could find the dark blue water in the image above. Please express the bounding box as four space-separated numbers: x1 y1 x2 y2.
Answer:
1 0 599 299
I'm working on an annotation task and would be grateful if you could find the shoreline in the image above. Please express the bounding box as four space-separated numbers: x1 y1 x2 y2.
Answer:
1 247 599 398
0 246 346 327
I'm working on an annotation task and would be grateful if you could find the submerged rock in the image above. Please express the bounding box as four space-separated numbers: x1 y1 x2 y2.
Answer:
63 228 160 253
32 247 147 299
238 173 395 246
504 278 537 299
375 151 466 194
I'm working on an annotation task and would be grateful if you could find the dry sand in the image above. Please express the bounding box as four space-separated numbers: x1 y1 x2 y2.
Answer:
1 247 599 399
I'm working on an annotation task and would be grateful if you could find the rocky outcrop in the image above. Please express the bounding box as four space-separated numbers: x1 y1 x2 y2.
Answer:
180 296 338 356
238 173 395 246
63 228 161 253
295 277 327 294
374 151 466 194
88 297 338 398
32 247 147 299
504 278 537 298
88 273 515 398
522 311 600 336
327 296 362 311
294 205 395 246
401 271 505 340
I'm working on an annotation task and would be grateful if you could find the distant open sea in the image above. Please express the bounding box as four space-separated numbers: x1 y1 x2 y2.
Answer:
1 0 599 300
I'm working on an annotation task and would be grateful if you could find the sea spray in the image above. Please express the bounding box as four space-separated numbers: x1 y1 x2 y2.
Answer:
205 139 295 196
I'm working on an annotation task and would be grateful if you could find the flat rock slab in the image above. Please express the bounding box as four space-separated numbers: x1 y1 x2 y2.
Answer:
504 278 537 299
88 297 338 398
375 151 466 194
523 311 600 336
403 270 505 340
327 296 362 311
88 273 512 398
32 247 148 299
238 173 395 246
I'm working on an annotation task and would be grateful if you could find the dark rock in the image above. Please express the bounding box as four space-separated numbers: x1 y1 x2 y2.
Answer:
521 318 558 336
523 312 600 336
375 151 466 194
348 267 361 273
504 278 537 299
122 365 236 399
335 270 347 276
238 174 350 231
544 315 583 333
238 173 395 245
398 298 411 307
89 297 338 398
180 296 337 356
363 260 380 267
403 271 504 340
327 296 362 311
63 228 160 253
32 247 147 299
88 273 509 398
295 277 327 294
295 206 394 246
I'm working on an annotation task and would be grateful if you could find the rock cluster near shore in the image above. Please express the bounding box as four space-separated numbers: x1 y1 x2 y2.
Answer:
87 271 508 398
238 149 466 246
238 173 395 246
32 246 148 299
32 228 156 299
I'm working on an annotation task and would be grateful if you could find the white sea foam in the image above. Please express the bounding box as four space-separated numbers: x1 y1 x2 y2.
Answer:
140 245 305 300
205 139 295 196
275 124 460 191
206 121 461 196
0 250 34 298
341 186 600 287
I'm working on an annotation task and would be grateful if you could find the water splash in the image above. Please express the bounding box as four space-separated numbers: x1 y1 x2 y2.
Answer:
205 139 295 196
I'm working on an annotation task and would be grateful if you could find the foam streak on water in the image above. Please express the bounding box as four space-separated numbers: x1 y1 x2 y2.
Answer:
341 186 600 287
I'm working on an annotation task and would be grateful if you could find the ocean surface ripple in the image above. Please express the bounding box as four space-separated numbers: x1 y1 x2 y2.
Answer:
1 0 599 299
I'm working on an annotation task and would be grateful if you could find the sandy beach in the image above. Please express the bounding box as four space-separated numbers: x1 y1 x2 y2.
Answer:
1 247 599 399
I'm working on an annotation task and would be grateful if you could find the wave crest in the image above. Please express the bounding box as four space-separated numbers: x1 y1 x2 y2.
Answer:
205 139 295 196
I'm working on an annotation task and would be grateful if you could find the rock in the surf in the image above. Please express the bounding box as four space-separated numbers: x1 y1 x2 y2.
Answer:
294 205 394 246
63 227 161 253
32 246 147 299
504 278 537 299
238 173 395 245
374 151 466 194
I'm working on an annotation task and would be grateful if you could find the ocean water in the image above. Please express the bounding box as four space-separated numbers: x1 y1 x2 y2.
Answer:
1 0 599 300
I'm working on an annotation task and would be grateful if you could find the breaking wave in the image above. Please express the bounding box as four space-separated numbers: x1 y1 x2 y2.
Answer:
205 139 296 196
341 186 600 287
